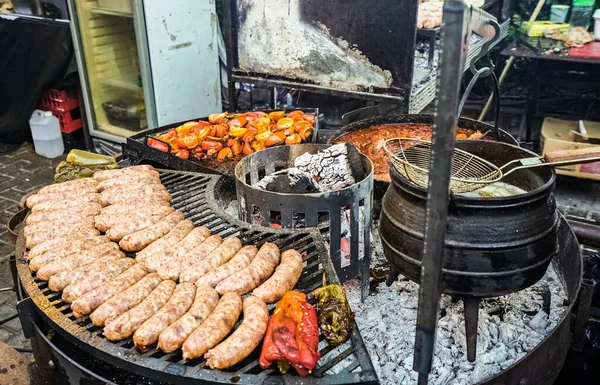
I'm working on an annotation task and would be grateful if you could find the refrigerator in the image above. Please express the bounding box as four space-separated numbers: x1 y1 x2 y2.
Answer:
67 0 221 149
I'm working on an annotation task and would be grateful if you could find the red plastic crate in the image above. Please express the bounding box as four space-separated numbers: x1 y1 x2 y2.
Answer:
39 88 79 113
53 108 83 134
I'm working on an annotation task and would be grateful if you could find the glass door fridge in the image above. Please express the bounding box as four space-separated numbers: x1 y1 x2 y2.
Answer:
67 0 221 147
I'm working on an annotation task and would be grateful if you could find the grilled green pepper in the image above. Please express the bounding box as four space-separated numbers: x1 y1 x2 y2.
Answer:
313 284 354 346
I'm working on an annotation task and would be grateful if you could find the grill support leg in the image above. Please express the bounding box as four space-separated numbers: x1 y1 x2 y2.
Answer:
464 298 480 362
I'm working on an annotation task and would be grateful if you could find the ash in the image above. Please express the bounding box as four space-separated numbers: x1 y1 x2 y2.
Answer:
254 168 322 194
295 144 355 192
334 264 567 384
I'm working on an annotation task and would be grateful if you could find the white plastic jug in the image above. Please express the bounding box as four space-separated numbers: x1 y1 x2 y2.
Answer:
29 110 64 159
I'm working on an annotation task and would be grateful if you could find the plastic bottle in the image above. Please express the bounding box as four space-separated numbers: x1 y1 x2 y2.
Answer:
571 0 595 29
29 110 64 159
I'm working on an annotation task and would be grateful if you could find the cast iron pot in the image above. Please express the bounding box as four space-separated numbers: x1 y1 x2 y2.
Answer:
380 140 558 297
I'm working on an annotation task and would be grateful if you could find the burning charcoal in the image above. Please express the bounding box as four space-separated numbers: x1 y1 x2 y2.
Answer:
254 168 321 194
294 144 355 192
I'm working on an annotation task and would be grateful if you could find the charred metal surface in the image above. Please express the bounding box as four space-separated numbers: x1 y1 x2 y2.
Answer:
15 169 378 385
572 279 595 352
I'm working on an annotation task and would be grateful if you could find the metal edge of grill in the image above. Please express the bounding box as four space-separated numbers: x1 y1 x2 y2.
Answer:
15 169 379 385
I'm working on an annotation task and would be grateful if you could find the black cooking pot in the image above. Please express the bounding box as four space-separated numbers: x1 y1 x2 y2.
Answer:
380 141 558 297
328 114 519 204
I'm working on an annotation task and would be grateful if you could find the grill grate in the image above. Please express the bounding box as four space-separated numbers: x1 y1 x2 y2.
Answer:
17 170 378 385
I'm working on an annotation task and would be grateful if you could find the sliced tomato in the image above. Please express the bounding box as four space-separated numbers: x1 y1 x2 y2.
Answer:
276 118 295 131
302 114 316 124
157 128 177 142
174 149 189 159
228 115 247 127
197 120 211 127
208 112 228 124
201 140 224 151
147 138 169 152
181 135 199 149
268 111 285 121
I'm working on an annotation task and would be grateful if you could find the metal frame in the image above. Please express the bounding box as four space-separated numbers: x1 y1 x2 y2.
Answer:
133 0 158 130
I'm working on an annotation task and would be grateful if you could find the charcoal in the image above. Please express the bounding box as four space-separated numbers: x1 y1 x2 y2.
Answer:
255 168 322 194
294 143 355 192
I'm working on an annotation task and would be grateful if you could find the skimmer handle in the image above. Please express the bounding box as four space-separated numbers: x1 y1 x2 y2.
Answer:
544 146 600 164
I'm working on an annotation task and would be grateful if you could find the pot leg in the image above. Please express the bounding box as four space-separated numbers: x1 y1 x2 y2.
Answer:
464 298 480 362
386 269 400 287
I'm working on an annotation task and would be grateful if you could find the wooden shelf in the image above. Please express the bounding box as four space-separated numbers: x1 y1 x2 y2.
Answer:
87 5 132 18
100 74 141 91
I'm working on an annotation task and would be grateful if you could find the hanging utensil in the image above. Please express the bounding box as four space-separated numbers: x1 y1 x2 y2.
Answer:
385 137 600 193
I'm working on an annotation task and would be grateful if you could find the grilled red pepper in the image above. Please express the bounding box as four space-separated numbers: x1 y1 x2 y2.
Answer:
147 138 169 153
259 291 320 377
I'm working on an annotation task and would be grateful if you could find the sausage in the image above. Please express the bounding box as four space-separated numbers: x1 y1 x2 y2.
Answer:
48 252 126 292
25 204 102 225
28 235 108 266
96 172 160 192
119 211 185 252
35 241 120 279
157 284 219 353
100 185 171 206
71 264 148 318
140 226 211 270
215 243 281 296
62 258 136 303
26 188 97 208
253 249 303 303
29 194 101 213
101 179 167 197
100 199 171 215
133 283 196 351
26 227 99 250
106 216 164 242
157 235 223 281
37 178 98 195
179 237 243 284
182 292 243 360
90 273 162 327
93 165 156 181
24 217 95 239
135 220 196 263
205 296 269 369
104 280 176 341
27 230 103 260
196 246 258 288
94 206 175 232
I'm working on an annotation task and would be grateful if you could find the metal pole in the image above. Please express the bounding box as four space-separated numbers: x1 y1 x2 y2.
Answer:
478 0 546 121
413 2 469 383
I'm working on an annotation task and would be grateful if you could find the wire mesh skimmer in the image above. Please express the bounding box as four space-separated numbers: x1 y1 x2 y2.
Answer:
384 138 600 193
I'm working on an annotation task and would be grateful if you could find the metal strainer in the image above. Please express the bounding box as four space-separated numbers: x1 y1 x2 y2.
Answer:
384 137 600 193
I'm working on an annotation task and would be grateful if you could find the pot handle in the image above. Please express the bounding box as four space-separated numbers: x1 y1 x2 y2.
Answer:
544 146 600 164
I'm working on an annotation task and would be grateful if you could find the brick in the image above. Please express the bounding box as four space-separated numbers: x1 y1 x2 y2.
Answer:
0 188 26 203
1 316 22 334
0 327 15 343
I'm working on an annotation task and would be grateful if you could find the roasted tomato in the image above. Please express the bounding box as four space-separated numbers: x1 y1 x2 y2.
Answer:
276 118 295 131
228 115 247 128
175 137 188 149
174 149 189 159
197 120 211 127
217 148 233 162
201 140 224 152
181 135 199 149
157 128 176 142
283 126 296 136
176 122 197 136
196 126 212 140
266 132 286 147
251 140 266 152
287 110 304 118
294 120 312 132
242 127 257 143
247 111 266 118
255 131 271 142
268 111 285 121
299 127 313 141
215 124 229 138
230 140 243 155
229 126 247 138
147 138 169 152
208 112 228 124
285 133 302 145
191 147 204 160
302 114 316 124
190 121 211 133
242 142 254 155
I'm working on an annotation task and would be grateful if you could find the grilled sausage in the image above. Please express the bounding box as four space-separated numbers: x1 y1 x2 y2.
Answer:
157 284 219 353
35 242 121 280
96 172 160 192
253 249 303 303
101 179 167 197
27 192 101 209
133 283 196 351
71 264 148 318
93 165 156 181
27 230 103 260
157 235 223 281
26 227 99 250
196 246 258 288
182 292 243 360
100 199 171 215
37 178 98 195
205 296 269 369
215 243 281 296
94 206 174 232
179 237 243 284
29 194 101 213
24 217 95 239
90 273 162 327
104 280 177 341
25 204 102 225
62 258 136 303
100 185 171 206
28 235 108 267
140 226 211 270
106 216 164 242
135 221 196 263
119 211 185 252
49 253 126 292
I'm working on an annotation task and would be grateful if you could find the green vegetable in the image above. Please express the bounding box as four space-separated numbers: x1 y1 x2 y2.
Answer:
313 284 354 346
